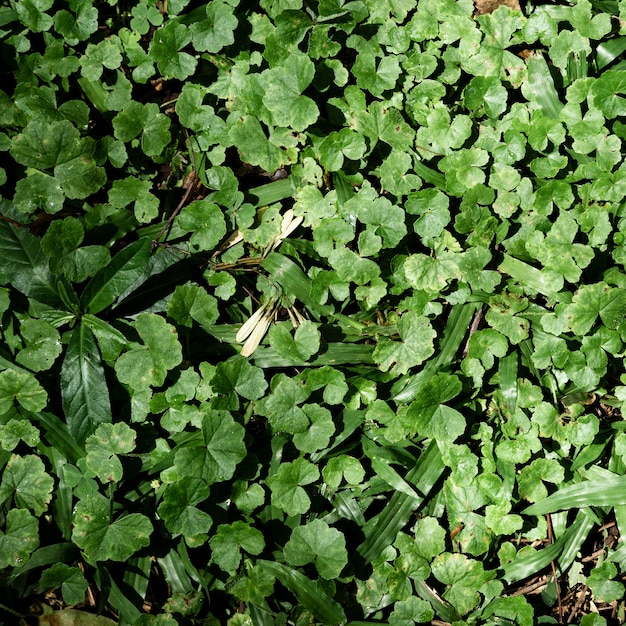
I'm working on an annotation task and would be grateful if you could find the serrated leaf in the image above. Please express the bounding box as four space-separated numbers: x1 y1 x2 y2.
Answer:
0 368 48 413
149 22 197 80
115 313 182 390
373 311 436 376
211 355 268 409
37 563 88 606
0 454 54 515
61 323 112 444
268 320 320 362
173 409 246 484
16 318 62 372
177 200 227 252
284 519 347 579
41 217 110 283
157 479 212 547
0 509 39 568
112 101 171 156
209 521 265 575
72 492 152 563
189 0 238 52
13 172 65 216
267 457 319 515
85 423 136 483
263 53 319 131
108 177 159 224
404 373 465 442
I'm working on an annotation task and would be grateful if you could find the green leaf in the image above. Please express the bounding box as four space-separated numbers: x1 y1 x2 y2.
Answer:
524 476 626 515
262 54 319 131
13 172 65 216
284 519 348 579
257 374 309 433
0 454 54 515
85 423 136 483
211 355 268 409
16 318 62 372
80 238 151 314
115 313 182 391
322 455 365 489
189 0 238 52
525 214 594 284
293 404 335 452
72 492 152 563
0 418 39 451
267 457 319 515
268 320 320 362
15 0 53 31
463 76 508 118
172 409 246 484
108 177 159 224
588 562 624 603
0 369 48 413
38 563 88 606
257 560 346 626
0 221 61 306
431 553 492 615
61 323 112 445
157 479 212 547
209 521 265 575
167 283 219 327
177 200 227 252
149 22 197 79
565 283 626 336
404 373 465 442
389 596 435 626
113 101 172 156
228 115 290 173
176 83 219 133
41 218 110 283
373 311 436 376
0 509 39 568
10 119 105 199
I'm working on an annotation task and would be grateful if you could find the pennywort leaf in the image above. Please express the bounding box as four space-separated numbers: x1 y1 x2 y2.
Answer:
72 492 152 563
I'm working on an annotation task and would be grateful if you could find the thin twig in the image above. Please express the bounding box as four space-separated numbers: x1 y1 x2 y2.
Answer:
567 584 588 623
462 306 484 357
152 128 198 251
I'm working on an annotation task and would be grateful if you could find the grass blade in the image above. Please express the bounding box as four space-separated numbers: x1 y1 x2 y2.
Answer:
392 302 478 404
596 36 626 70
261 251 332 319
524 53 563 119
502 511 589 583
498 351 518 418
358 440 445 563
256 560 346 626
524 476 626 515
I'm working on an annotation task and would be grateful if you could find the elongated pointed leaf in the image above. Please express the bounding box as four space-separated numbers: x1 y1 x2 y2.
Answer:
261 252 332 320
524 476 626 515
522 53 563 119
256 560 346 625
80 238 151 314
502 511 592 583
358 440 445 563
0 222 61 306
61 323 112 444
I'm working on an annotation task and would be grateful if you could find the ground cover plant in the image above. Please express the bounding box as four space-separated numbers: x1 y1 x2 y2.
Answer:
1 0 626 623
